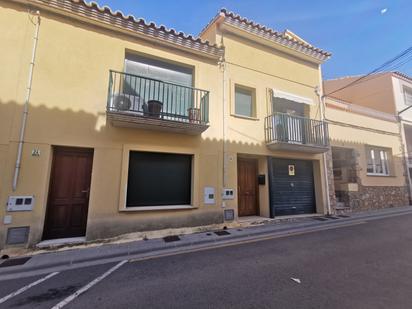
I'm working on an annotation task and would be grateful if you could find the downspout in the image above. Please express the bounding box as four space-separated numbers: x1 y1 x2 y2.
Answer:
219 33 228 207
12 11 41 191
317 65 332 215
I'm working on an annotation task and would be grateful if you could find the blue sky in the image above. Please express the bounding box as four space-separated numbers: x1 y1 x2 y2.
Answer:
98 0 412 79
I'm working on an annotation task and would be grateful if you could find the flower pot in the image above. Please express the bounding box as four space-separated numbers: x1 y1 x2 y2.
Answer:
147 100 163 118
188 107 201 124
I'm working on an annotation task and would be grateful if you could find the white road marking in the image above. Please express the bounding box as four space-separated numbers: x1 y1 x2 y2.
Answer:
0 271 59 304
51 260 128 309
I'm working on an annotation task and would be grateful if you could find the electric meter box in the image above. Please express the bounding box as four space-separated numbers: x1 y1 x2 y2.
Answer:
7 196 35 212
222 188 235 200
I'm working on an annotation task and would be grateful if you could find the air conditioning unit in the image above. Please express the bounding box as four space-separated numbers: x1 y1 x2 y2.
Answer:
109 94 145 113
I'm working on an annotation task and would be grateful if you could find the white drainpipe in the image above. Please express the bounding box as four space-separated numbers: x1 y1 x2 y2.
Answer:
317 65 332 215
12 11 41 191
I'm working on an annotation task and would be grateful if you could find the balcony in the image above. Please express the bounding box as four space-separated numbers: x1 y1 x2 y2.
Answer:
264 112 329 153
106 70 210 134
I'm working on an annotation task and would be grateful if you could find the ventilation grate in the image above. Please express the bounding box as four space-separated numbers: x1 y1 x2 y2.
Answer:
6 227 29 245
224 209 235 221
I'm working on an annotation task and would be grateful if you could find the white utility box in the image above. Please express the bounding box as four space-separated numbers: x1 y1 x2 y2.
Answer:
7 196 35 212
222 188 235 200
204 187 215 205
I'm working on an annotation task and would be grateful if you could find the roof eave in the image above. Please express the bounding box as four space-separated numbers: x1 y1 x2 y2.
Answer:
17 0 224 61
221 22 330 64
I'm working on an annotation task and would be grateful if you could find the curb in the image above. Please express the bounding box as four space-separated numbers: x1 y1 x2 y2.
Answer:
1 207 412 280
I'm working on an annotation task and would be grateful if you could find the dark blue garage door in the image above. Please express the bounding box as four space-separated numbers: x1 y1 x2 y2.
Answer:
268 158 316 217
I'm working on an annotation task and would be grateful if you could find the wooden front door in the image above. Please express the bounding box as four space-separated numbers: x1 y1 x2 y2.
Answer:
237 158 259 216
43 147 94 240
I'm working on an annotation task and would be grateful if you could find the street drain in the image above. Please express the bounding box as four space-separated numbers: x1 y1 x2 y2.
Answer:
313 217 328 221
338 215 350 218
214 231 231 236
0 256 31 267
163 235 181 243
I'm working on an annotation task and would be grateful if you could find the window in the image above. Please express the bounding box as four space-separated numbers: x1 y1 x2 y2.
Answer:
235 85 255 117
126 151 192 207
404 87 412 106
123 53 195 119
125 53 193 86
366 147 390 176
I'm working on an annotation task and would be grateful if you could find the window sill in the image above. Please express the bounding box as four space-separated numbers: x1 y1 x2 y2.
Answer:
366 173 395 177
231 114 259 121
120 205 198 212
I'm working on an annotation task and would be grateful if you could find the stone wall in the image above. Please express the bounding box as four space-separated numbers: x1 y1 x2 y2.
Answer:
336 185 409 212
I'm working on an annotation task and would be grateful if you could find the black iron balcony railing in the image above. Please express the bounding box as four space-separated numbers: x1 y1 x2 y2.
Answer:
265 112 329 149
107 70 209 125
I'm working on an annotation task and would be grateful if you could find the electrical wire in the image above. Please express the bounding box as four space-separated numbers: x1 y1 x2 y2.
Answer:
325 46 412 97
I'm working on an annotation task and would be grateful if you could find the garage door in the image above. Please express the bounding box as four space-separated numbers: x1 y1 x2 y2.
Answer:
268 158 315 217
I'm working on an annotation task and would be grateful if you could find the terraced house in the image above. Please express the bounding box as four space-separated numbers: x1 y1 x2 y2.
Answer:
2 0 334 248
325 73 412 210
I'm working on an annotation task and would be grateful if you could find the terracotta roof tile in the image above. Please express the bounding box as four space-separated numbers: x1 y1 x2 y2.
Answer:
32 0 224 59
219 9 331 60
200 8 331 62
393 71 412 83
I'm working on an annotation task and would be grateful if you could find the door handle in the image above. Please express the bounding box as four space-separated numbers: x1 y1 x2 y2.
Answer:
81 188 90 197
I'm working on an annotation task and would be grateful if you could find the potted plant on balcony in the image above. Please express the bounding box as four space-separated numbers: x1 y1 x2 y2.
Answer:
146 100 163 118
188 107 201 124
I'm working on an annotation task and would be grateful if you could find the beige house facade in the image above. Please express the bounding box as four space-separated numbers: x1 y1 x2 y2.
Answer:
325 72 411 211
0 1 334 248
2 0 407 249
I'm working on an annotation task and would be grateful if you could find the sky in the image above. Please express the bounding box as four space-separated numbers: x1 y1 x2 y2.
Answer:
97 0 412 80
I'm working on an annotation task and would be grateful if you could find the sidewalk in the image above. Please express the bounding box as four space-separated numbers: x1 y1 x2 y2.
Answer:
1 206 411 280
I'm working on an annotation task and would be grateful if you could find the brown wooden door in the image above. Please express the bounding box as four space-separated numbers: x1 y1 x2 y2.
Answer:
237 158 259 216
43 147 93 240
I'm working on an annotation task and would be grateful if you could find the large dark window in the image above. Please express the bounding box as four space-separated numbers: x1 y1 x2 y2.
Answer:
126 151 192 207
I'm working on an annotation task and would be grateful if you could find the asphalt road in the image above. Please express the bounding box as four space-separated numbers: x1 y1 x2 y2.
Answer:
1 214 412 309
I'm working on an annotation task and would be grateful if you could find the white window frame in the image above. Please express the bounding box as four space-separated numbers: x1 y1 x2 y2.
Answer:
404 87 412 106
234 85 256 118
366 147 390 176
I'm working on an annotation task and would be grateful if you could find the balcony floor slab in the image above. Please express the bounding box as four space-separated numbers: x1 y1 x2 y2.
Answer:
266 141 330 153
107 111 209 135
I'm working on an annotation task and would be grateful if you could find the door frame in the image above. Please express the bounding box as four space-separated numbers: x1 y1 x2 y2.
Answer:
42 146 94 240
237 157 259 217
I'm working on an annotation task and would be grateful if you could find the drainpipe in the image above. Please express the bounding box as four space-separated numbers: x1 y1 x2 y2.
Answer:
316 65 332 215
12 11 41 191
219 34 228 206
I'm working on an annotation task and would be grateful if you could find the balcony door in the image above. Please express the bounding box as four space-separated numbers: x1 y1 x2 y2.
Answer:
123 53 194 120
272 97 305 144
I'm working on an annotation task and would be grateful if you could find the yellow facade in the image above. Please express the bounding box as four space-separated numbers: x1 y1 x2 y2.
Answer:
0 1 338 248
326 97 408 211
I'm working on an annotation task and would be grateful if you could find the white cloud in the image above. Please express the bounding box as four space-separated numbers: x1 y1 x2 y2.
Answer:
381 8 388 14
